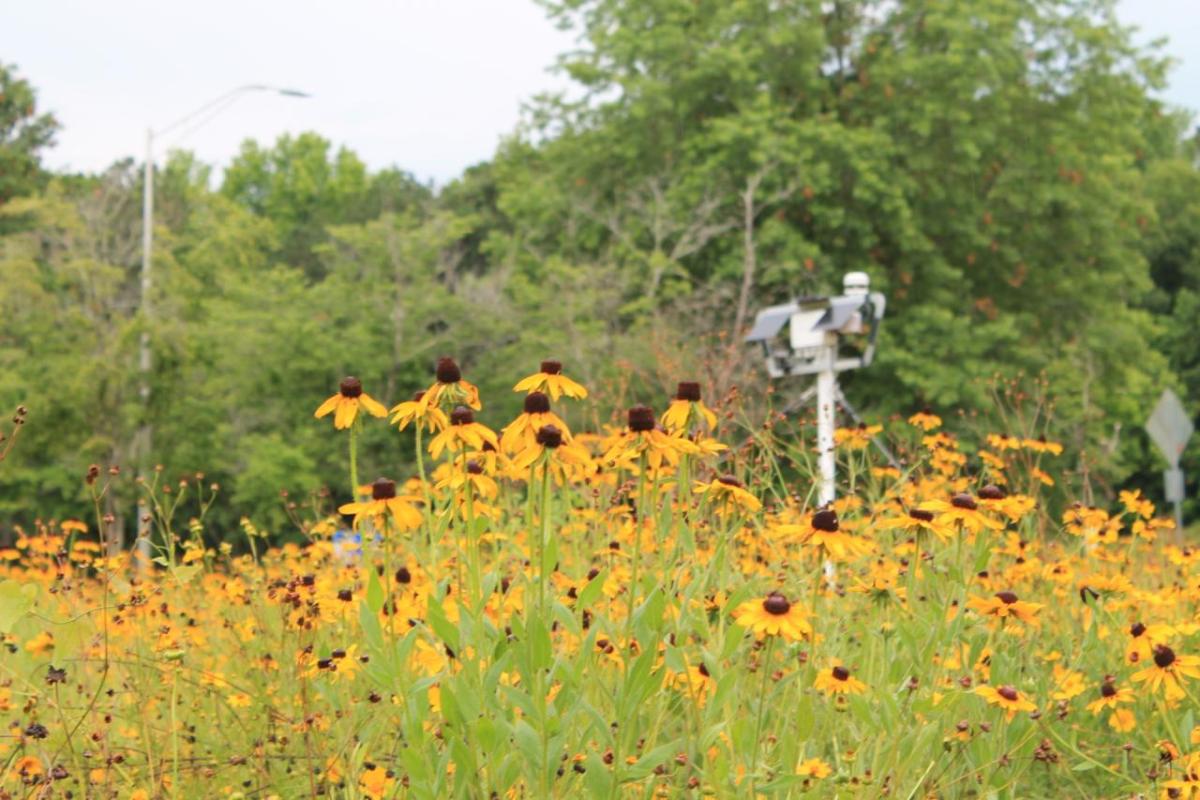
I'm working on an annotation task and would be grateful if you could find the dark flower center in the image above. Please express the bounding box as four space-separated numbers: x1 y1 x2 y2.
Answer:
540 359 563 375
339 377 363 398
435 357 462 384
995 591 1019 605
371 478 396 500
951 493 978 511
908 508 934 522
536 425 563 449
676 382 702 402
698 662 710 678
762 593 791 615
812 508 839 533
1130 622 1146 638
450 406 474 425
717 474 743 488
524 392 551 414
1100 682 1117 698
978 484 1006 500
1154 645 1177 669
997 685 1019 702
466 460 484 475
832 666 850 681
628 405 656 432
395 566 412 584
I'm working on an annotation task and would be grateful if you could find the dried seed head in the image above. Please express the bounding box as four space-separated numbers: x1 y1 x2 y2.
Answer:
339 377 363 398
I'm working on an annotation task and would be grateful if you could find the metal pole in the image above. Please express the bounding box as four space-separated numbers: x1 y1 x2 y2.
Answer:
815 357 836 507
137 128 153 550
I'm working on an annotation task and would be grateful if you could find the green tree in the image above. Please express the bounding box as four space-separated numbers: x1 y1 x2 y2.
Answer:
0 62 60 225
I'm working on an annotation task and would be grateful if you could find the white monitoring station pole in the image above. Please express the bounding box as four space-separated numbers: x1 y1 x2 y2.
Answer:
745 271 886 507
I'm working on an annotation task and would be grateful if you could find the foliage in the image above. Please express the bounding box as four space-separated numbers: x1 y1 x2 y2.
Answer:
0 62 58 215
1 0 1198 533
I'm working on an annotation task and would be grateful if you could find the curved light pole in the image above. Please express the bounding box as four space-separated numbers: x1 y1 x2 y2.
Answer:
136 85 310 547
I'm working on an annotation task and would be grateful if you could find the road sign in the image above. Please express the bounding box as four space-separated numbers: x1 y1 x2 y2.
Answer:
1146 389 1193 468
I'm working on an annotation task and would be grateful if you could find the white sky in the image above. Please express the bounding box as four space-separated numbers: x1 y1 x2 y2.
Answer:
2 0 1197 187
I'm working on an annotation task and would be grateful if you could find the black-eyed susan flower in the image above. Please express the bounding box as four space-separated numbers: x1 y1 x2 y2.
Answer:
338 478 422 532
732 592 812 642
435 459 499 500
907 408 942 431
795 757 832 779
813 663 868 696
923 493 1004 534
793 508 873 562
834 423 882 450
513 359 588 400
603 405 697 472
661 382 717 433
966 591 1044 625
500 392 571 455
390 391 448 433
694 474 761 515
428 407 498 459
1131 644 1200 701
1050 664 1085 701
974 684 1037 721
421 357 481 411
877 507 953 542
510 424 592 483
1085 677 1133 714
1022 435 1063 455
314 377 388 430
1126 621 1176 665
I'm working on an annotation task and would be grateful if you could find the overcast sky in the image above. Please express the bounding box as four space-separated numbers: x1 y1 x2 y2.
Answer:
3 0 1197 186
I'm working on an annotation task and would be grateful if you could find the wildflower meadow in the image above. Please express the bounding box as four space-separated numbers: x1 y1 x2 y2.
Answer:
0 358 1196 799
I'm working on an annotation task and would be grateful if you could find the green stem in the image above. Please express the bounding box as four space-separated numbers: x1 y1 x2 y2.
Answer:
348 421 360 498
538 459 553 618
750 637 775 795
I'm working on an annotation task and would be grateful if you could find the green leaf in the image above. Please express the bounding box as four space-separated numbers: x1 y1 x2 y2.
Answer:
0 581 37 633
366 565 385 614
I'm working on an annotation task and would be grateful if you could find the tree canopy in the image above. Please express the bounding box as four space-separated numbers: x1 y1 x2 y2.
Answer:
1 1 1198 536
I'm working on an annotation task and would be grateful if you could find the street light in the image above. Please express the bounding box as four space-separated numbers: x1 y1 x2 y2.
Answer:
136 84 310 544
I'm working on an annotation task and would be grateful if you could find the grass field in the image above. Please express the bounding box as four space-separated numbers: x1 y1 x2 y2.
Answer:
0 361 1195 799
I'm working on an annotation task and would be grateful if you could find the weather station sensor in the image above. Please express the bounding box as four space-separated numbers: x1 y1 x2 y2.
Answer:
745 272 887 507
